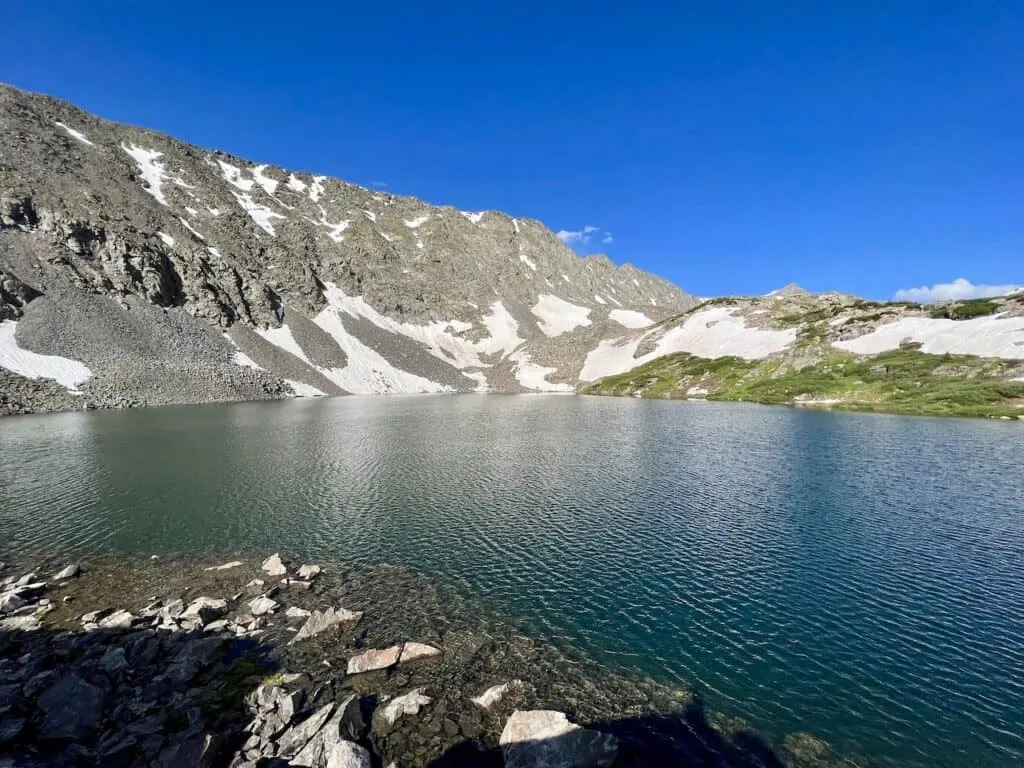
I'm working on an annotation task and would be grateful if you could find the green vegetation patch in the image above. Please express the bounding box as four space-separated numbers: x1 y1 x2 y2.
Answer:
585 349 1024 419
928 298 1001 320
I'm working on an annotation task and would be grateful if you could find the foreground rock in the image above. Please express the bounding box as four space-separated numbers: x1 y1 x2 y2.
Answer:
500 710 619 768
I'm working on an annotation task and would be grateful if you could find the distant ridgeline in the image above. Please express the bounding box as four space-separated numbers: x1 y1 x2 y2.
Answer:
582 289 1024 419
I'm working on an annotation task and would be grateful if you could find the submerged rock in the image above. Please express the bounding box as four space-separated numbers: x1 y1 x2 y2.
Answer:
500 710 619 768
204 560 244 571
398 641 442 664
472 680 522 709
297 564 322 581
378 688 432 727
52 563 82 580
290 606 363 644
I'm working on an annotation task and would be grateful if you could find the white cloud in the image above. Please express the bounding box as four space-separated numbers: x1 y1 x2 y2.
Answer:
893 278 1024 303
556 225 612 246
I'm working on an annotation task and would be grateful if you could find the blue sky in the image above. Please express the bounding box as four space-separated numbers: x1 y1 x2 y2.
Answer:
2 1 1021 300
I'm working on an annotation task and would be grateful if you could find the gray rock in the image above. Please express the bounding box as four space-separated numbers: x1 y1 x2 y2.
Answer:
204 560 244 571
0 590 26 613
261 554 287 577
500 710 619 768
52 563 81 580
378 688 432 727
248 595 278 616
398 641 442 664
346 645 401 674
276 701 335 759
180 596 227 624
99 646 128 676
290 606 363 644
0 615 40 631
154 733 224 767
14 572 36 588
325 741 372 768
286 606 311 619
37 673 106 740
471 680 523 709
297 564 321 581
99 609 137 628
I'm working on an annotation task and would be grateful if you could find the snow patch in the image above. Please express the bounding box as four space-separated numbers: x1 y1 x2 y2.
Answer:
579 307 797 382
509 349 574 392
308 176 327 202
363 210 377 222
460 211 485 224
562 274 571 284
313 302 450 394
609 309 652 329
286 174 308 193
184 206 199 217
157 232 175 247
0 321 93 393
256 325 311 364
835 315 1024 359
463 370 490 392
519 253 537 271
314 208 350 242
593 295 608 305
252 164 279 195
231 191 285 235
54 121 93 146
632 278 640 288
122 144 168 205
404 215 430 228
223 334 263 370
286 380 326 397
478 301 524 358
179 217 206 241
532 295 592 337
217 160 254 192
512 218 520 233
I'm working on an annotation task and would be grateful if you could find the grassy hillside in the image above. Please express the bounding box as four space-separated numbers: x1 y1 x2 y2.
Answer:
583 349 1024 419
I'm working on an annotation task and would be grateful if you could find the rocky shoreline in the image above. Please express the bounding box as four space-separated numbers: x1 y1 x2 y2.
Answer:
0 554 860 767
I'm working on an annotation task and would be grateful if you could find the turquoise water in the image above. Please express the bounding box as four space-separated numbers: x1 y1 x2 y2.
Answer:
1 396 1022 766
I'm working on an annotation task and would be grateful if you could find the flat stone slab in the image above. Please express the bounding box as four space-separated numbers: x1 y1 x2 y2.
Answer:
262 553 287 577
472 680 522 709
290 606 363 644
346 645 402 674
500 710 619 768
204 561 244 571
248 596 278 616
398 642 441 664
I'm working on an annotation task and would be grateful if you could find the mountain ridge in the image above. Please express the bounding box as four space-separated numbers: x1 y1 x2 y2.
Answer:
0 84 695 415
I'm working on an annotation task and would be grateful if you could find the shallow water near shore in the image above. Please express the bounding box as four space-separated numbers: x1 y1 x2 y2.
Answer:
2 395 1022 766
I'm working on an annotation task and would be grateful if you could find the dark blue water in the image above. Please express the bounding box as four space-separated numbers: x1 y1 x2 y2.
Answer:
1 396 1022 766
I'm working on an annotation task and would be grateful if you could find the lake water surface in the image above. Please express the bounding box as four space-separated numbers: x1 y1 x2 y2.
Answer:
1 396 1022 766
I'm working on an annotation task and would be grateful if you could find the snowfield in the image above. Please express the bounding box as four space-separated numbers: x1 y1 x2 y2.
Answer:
835 315 1024 360
609 309 653 329
0 321 93 393
579 307 797 381
531 295 592 337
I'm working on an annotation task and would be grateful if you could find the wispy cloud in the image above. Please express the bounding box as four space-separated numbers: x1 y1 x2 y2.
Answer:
370 180 388 189
556 225 613 247
893 278 1024 303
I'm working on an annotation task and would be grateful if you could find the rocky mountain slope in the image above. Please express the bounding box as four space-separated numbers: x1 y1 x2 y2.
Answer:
0 84 695 415
582 288 1024 418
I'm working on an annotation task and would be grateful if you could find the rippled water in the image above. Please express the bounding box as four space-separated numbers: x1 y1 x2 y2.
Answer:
1 396 1022 766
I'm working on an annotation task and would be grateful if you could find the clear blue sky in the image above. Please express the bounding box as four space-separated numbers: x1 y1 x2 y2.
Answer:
3 1 1021 299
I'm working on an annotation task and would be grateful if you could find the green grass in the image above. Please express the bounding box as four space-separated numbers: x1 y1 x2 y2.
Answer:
584 349 1024 419
929 298 1001 320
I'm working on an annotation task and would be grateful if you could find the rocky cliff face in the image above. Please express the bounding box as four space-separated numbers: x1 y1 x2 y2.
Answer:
0 84 695 414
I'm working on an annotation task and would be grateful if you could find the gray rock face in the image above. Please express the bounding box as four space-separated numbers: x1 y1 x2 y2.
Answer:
0 84 694 415
500 710 619 768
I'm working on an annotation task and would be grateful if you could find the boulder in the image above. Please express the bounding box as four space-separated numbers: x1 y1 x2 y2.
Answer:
286 606 312 619
52 563 82 580
0 615 40 631
248 596 279 616
500 710 619 768
37 674 106 741
98 609 137 629
297 564 321 581
471 680 523 709
398 641 442 664
290 606 363 645
378 688 432 727
0 590 26 613
276 701 336 759
262 553 287 577
181 597 228 624
346 645 401 674
325 741 373 768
